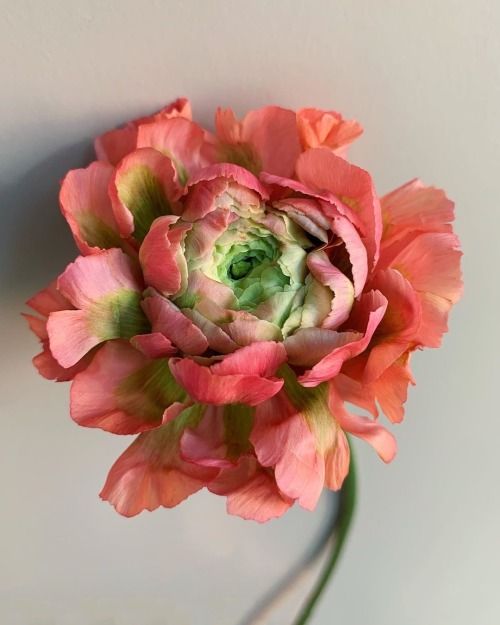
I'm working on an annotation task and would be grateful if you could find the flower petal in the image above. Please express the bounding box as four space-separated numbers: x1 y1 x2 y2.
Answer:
139 215 190 297
209 456 292 522
137 117 209 183
169 342 286 406
100 404 217 516
142 292 209 356
95 98 192 165
71 341 186 434
60 161 122 254
297 290 388 386
297 108 363 156
296 148 382 268
307 251 354 329
110 148 180 240
47 250 147 367
329 381 397 462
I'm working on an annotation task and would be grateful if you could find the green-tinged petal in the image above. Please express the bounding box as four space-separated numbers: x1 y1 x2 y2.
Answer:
88 289 149 340
280 365 335 454
223 404 254 460
116 358 187 421
301 276 333 328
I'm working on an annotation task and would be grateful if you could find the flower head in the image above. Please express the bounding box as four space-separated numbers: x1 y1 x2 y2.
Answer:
25 98 462 521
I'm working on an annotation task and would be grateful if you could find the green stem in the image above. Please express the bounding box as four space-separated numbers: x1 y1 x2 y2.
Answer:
292 438 358 625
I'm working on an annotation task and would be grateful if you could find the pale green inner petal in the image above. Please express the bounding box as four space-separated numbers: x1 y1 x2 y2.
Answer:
178 201 354 336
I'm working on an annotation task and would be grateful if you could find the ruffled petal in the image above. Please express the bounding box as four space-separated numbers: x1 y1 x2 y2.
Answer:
60 161 122 254
381 179 455 247
297 107 363 157
169 342 286 406
307 251 355 329
216 106 301 177
329 381 397 462
70 341 187 434
296 148 382 268
109 148 180 240
296 290 388 386
209 456 292 522
142 292 209 355
95 97 192 166
139 215 190 297
137 117 209 183
100 404 217 516
47 250 147 367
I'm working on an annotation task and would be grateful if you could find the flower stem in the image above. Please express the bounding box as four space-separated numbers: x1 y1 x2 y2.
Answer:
292 438 358 625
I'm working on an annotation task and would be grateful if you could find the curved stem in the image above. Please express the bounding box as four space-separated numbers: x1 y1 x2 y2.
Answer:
292 438 358 625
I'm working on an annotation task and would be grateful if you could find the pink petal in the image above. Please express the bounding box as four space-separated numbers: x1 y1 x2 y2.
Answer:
329 382 397 462
26 280 73 317
384 232 463 305
137 117 209 182
94 98 192 166
296 148 382 268
307 251 355 329
169 342 286 406
139 215 190 297
70 341 186 434
56 248 142 309
252 392 324 510
209 456 292 522
298 290 388 386
285 328 362 367
47 309 101 368
181 308 238 354
100 416 217 517
109 147 180 240
297 108 363 155
130 332 177 359
142 293 208 356
381 179 455 247
369 355 415 423
241 106 301 177
60 161 122 254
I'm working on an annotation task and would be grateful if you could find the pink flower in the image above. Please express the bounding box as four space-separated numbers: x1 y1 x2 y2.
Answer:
25 97 462 522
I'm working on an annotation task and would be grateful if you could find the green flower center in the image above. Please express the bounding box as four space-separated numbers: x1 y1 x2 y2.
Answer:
214 226 299 311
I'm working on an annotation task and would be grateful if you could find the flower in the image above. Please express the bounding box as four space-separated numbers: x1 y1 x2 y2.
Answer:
25 97 462 522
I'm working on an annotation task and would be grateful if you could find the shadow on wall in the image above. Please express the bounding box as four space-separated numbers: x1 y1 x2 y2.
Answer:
0 139 95 297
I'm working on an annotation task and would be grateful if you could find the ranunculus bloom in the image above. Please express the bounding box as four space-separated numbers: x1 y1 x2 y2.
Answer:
26 98 462 522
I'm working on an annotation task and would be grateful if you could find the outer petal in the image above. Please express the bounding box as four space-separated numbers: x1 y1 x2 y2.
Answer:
25 281 94 381
60 161 122 254
94 97 192 165
181 403 253 468
241 106 301 177
142 292 209 355
169 342 286 406
139 216 190 297
70 341 187 434
47 250 147 367
137 117 209 183
100 404 217 517
381 179 455 247
109 148 180 240
216 106 301 177
252 391 325 510
380 231 463 348
296 148 382 268
296 290 388 386
209 456 292 522
297 108 363 156
329 381 397 462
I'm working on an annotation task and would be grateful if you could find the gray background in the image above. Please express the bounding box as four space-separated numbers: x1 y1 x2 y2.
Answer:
1 1 498 624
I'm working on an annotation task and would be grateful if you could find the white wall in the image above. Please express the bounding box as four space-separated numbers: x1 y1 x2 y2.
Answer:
1 1 499 624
